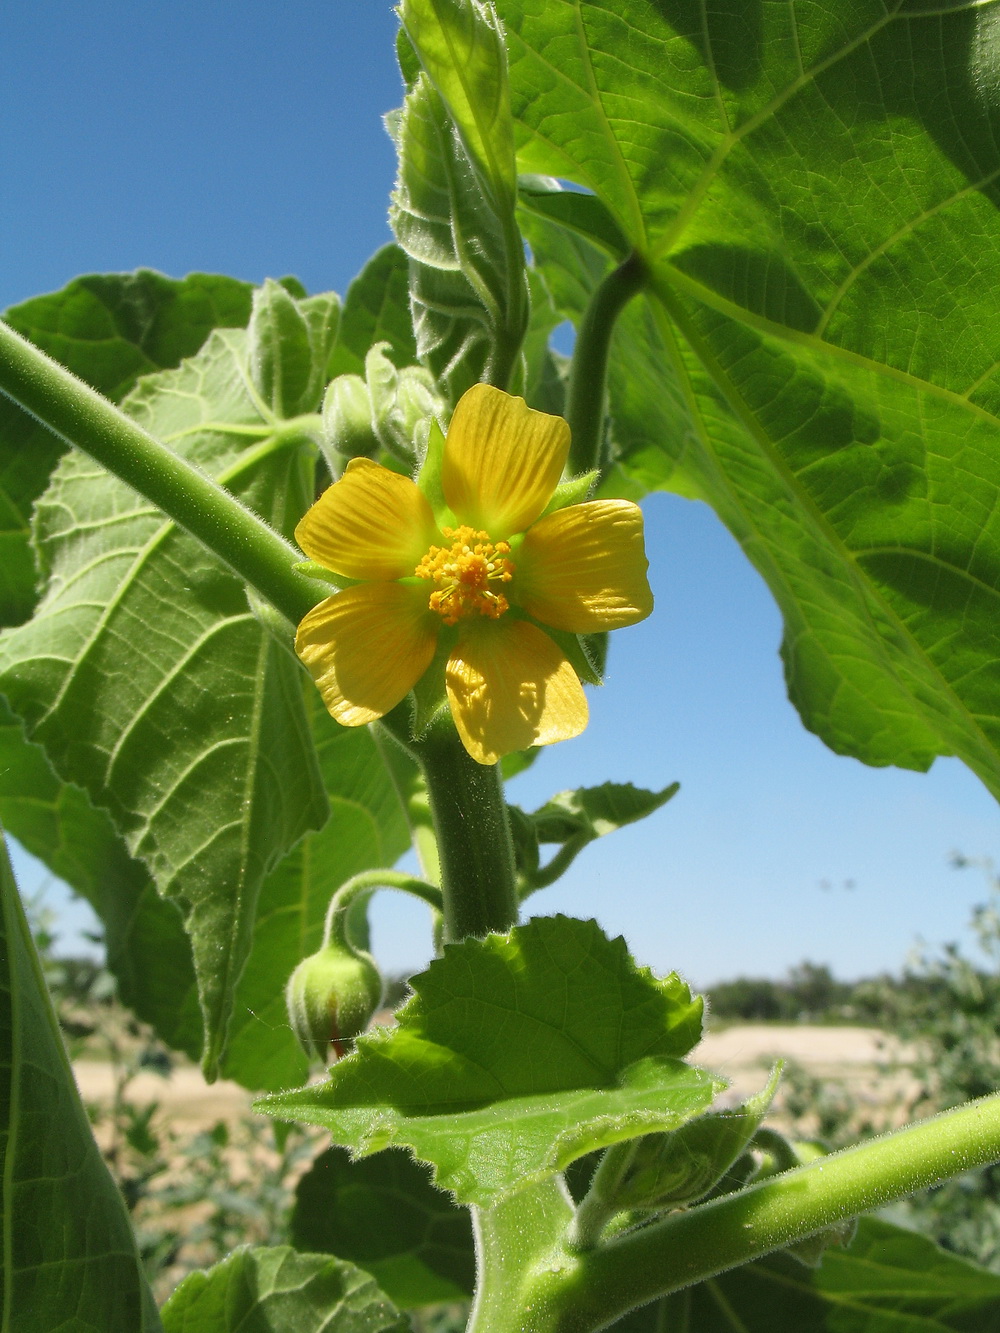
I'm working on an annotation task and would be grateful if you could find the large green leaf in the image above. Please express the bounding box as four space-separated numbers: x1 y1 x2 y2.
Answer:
160 1246 410 1333
222 704 414 1092
0 328 329 1076
0 831 162 1331
0 270 251 626
260 916 718 1206
291 1146 475 1308
619 1218 1000 1331
500 1 1000 802
0 698 201 1057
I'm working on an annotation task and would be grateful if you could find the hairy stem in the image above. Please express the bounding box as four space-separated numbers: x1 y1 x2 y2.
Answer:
412 720 519 942
521 1092 1000 1333
0 319 321 625
324 869 443 947
566 252 647 476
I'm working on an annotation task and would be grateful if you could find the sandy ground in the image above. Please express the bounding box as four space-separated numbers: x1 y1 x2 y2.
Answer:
72 1023 916 1128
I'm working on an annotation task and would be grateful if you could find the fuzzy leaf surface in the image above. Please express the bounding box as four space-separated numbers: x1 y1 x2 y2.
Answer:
260 916 717 1205
0 270 251 626
0 328 328 1076
502 1 1000 802
160 1246 409 1333
0 834 162 1331
292 1146 475 1308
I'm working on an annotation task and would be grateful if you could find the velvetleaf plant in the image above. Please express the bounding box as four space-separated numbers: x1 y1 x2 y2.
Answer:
2 2 1000 1332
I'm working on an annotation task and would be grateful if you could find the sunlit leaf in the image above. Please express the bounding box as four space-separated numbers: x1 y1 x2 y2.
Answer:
0 270 251 626
260 916 717 1205
501 0 1000 800
0 328 329 1077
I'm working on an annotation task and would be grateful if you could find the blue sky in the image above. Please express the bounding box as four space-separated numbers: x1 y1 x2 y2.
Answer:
4 1 998 988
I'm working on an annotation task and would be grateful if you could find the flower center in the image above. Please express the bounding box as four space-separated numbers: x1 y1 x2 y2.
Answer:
415 525 515 626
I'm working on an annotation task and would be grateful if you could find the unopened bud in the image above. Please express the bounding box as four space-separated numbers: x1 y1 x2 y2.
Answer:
321 375 380 462
285 940 383 1063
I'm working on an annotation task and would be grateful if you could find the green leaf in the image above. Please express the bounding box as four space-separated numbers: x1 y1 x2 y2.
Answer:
0 270 252 627
401 0 518 207
327 246 417 381
0 328 329 1077
388 45 527 403
0 698 201 1058
0 831 162 1331
160 1246 410 1333
518 176 629 260
629 1218 1000 1332
530 782 679 845
259 916 718 1205
614 1066 780 1212
222 703 415 1092
291 1146 475 1307
501 2 1000 801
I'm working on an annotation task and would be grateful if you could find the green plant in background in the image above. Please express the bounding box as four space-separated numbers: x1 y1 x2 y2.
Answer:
6 1 1000 1329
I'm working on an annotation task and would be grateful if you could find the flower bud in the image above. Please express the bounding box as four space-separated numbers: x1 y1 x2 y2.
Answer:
365 343 443 461
285 940 383 1063
321 374 380 462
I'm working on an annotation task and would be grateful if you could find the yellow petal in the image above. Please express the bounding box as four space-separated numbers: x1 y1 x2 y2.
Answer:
446 619 587 765
518 500 654 632
295 458 438 581
442 384 570 537
296 583 438 726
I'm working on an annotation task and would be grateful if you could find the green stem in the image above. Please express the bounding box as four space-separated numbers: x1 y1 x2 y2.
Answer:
520 1092 1000 1333
411 720 519 942
323 870 443 946
567 1140 640 1251
0 319 322 625
566 252 647 476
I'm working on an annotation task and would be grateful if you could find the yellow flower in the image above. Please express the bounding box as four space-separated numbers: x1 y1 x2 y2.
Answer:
294 384 653 765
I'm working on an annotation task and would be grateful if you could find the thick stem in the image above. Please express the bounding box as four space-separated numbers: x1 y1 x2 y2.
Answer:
414 721 519 942
566 252 647 476
521 1091 1000 1333
0 319 321 625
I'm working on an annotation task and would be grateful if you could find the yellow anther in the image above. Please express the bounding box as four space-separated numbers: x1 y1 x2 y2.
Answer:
415 525 515 625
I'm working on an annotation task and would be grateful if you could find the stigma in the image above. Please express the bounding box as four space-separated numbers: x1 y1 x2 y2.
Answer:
415 525 515 625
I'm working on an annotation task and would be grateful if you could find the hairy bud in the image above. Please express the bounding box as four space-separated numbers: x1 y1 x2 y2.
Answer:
285 940 383 1063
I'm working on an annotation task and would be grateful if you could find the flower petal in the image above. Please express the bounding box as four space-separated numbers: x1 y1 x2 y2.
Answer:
446 619 587 765
518 500 654 632
296 583 438 726
295 457 438 580
442 384 570 536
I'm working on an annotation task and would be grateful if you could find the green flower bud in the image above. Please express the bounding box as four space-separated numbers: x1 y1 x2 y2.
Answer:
285 939 383 1064
321 374 380 462
365 343 444 461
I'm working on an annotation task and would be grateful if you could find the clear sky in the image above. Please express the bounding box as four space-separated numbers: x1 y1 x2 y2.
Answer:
3 1 998 989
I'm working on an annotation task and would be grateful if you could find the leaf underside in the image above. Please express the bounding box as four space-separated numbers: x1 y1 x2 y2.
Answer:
500 0 1000 805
